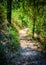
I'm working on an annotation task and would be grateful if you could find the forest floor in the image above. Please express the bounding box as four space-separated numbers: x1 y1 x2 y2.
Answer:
9 28 46 65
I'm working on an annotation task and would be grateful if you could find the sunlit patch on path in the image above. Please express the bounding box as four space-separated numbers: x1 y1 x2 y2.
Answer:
19 28 42 56
19 28 29 38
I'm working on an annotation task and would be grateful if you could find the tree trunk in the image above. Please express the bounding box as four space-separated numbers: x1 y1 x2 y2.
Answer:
7 0 12 24
32 0 36 38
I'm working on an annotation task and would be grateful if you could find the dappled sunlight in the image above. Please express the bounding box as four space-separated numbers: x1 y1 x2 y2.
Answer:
20 40 40 51
19 28 42 57
19 28 29 37
0 0 46 65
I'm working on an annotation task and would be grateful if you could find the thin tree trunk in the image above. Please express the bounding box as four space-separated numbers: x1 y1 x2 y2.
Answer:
7 0 12 24
32 0 36 38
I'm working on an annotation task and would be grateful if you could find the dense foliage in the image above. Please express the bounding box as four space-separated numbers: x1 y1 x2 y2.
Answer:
0 0 46 64
12 0 46 49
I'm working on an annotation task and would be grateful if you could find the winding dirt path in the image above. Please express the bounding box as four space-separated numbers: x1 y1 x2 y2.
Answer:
19 28 42 55
10 28 46 65
5 28 46 65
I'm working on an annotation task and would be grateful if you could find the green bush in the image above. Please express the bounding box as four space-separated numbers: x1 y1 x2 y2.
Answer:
5 26 20 52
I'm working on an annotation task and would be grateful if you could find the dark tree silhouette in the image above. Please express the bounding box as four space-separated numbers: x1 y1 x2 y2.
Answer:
7 0 12 24
32 0 36 38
